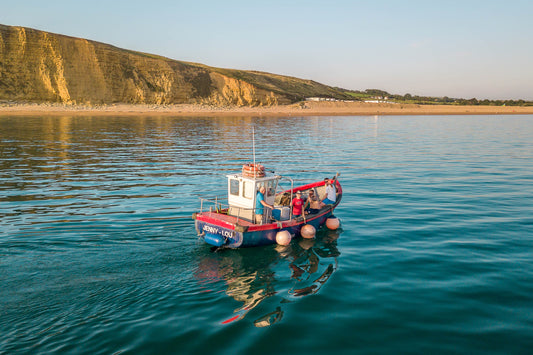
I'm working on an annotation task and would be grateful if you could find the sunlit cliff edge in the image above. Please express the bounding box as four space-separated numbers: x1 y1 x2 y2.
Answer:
0 24 351 106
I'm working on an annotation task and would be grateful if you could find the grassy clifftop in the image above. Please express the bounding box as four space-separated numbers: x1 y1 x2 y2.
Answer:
0 24 351 106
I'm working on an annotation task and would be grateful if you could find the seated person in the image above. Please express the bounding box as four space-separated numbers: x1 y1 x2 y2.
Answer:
305 190 324 214
304 190 313 211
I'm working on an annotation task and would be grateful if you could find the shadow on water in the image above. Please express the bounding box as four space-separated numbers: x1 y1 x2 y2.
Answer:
194 228 342 327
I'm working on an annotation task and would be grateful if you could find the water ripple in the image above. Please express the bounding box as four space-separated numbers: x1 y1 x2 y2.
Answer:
1 115 533 353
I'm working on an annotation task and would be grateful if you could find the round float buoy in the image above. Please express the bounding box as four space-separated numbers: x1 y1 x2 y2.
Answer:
300 224 316 239
326 217 340 230
276 230 291 246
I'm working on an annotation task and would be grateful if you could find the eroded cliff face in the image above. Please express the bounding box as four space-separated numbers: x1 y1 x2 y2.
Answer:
206 73 283 106
0 25 285 106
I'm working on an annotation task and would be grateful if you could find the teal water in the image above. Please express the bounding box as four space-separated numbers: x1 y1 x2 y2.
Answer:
1 115 532 354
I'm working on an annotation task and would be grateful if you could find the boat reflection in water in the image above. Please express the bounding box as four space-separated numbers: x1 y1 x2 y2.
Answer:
194 228 342 327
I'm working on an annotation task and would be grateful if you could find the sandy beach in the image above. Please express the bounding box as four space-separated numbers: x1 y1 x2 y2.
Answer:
1 101 532 117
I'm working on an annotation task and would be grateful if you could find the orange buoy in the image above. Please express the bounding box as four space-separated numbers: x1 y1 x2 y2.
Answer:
326 217 340 230
242 163 266 178
300 224 316 239
275 230 291 245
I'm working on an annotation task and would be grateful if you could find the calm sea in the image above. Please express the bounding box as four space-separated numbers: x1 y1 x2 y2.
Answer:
1 115 532 354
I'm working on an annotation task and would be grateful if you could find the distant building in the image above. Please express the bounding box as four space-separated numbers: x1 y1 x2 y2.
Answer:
305 97 338 102
364 99 397 104
306 97 357 103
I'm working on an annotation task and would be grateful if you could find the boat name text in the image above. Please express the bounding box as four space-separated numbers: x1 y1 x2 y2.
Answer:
203 225 233 238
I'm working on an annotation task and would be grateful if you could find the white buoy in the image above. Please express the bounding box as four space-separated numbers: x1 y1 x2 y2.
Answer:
275 230 291 246
326 217 340 230
300 224 316 239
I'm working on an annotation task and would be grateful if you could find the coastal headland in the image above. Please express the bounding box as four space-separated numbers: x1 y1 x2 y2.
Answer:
1 24 532 118
1 101 532 117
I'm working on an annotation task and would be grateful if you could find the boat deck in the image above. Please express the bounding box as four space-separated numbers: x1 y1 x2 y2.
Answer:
199 211 256 227
198 203 337 229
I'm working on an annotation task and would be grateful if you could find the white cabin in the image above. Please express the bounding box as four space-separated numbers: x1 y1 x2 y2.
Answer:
226 172 281 222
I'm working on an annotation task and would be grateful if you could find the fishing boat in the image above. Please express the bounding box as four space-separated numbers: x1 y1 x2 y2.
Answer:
192 164 342 248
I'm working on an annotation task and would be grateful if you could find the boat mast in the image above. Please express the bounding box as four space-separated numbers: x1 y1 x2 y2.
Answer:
252 126 256 167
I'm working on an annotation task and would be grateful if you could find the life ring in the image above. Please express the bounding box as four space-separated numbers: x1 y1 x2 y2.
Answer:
242 163 266 177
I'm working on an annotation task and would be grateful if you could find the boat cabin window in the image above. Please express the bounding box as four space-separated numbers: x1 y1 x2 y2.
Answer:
229 179 239 196
266 180 278 197
242 181 254 199
258 180 277 198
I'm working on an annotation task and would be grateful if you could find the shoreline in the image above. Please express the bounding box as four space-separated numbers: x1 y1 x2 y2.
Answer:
1 101 533 117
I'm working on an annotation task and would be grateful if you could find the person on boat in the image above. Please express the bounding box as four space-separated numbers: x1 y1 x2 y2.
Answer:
322 178 336 205
305 190 324 214
304 190 312 212
255 186 273 224
291 191 304 218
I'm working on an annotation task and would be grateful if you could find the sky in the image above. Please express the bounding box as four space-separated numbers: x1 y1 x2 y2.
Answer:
2 0 533 100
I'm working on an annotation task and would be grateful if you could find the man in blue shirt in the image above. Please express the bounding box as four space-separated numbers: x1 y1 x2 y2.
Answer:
255 186 273 224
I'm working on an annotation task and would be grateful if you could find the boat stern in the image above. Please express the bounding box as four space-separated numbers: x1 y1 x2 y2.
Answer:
193 213 244 248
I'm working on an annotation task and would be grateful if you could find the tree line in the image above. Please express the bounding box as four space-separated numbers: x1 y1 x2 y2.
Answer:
344 89 533 106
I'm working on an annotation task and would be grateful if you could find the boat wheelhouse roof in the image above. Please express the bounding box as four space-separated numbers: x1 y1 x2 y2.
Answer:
226 172 281 182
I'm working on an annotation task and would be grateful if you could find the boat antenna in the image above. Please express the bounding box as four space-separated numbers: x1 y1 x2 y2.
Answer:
252 126 256 167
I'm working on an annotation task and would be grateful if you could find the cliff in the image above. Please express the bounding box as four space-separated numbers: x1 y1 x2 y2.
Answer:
0 24 351 106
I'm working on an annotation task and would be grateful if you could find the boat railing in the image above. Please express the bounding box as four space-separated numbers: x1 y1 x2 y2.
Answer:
198 196 264 225
198 195 228 213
